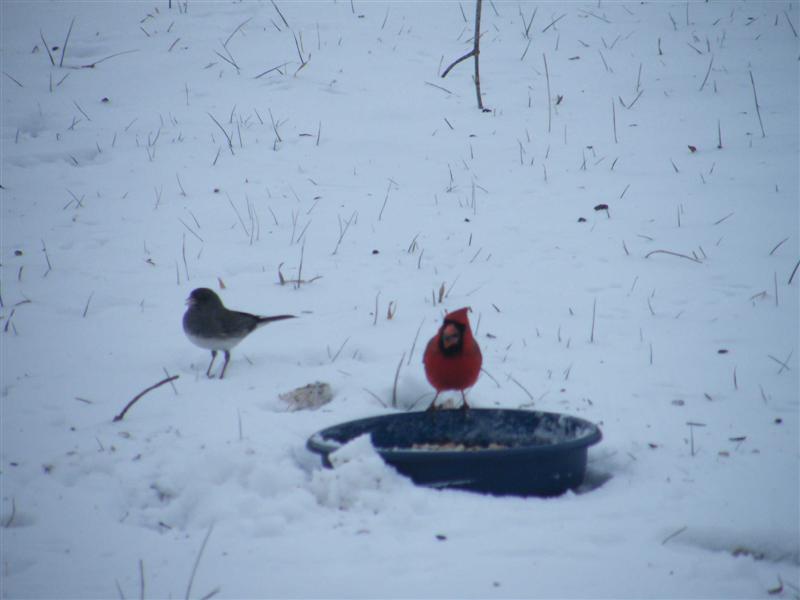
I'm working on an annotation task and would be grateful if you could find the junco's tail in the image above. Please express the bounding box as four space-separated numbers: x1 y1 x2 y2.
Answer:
256 314 296 326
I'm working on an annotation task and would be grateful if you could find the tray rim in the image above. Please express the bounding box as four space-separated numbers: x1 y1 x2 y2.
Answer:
306 408 603 459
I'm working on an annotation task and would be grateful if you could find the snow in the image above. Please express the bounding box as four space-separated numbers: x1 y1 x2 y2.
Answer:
1 0 798 597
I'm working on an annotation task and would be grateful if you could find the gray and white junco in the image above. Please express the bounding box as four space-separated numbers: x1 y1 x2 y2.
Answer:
183 287 295 379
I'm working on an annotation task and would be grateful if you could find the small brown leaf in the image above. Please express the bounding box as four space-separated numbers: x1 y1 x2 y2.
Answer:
688 145 697 153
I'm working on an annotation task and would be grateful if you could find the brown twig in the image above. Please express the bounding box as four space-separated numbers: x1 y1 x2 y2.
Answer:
442 49 474 78
113 375 180 422
471 0 485 110
645 249 702 263
441 0 487 111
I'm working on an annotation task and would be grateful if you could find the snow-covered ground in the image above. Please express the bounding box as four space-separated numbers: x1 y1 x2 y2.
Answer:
2 1 798 597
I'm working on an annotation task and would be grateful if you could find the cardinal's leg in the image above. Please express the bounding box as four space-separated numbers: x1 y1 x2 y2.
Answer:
426 392 440 412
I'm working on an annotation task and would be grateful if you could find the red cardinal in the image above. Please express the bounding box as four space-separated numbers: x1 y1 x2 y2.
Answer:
423 307 482 411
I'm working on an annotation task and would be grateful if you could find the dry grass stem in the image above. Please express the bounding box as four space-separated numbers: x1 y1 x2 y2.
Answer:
699 55 713 91
4 72 23 88
645 249 702 263
208 113 234 154
662 526 688 545
391 352 406 408
509 375 534 402
749 70 766 137
40 31 55 66
185 525 215 600
788 259 799 285
329 337 349 363
82 292 94 318
407 318 425 366
543 53 552 133
60 18 75 68
768 237 788 256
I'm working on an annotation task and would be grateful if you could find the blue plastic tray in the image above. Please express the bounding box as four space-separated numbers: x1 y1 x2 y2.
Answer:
307 409 602 497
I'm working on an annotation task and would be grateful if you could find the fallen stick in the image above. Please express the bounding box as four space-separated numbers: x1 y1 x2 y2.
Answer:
113 375 179 422
645 249 702 263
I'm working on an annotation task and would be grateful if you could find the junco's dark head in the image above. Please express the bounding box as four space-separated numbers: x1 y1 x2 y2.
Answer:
187 287 223 308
